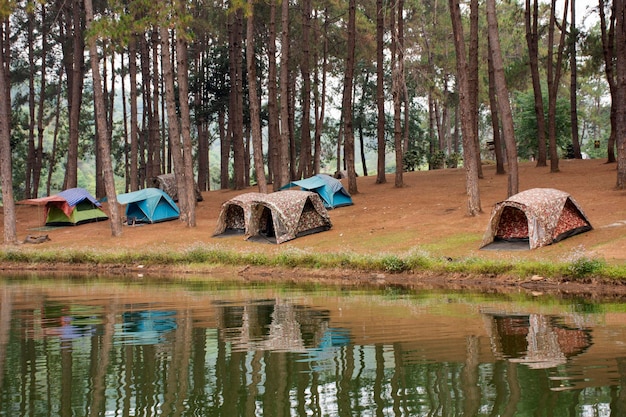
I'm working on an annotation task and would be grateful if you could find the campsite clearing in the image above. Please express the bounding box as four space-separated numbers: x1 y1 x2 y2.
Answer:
5 159 626 295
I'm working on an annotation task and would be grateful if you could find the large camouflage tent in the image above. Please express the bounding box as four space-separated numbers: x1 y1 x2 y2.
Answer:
213 190 332 244
481 188 592 250
150 173 203 202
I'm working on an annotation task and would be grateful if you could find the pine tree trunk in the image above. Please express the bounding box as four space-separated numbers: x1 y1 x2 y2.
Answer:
268 0 280 189
128 36 140 191
278 0 291 188
175 3 197 227
85 0 122 237
525 0 548 166
344 0 358 194
299 0 312 179
487 0 519 197
246 9 268 193
0 16 17 244
62 0 85 190
449 0 481 215
570 0 582 159
615 0 626 187
160 27 190 222
376 0 386 184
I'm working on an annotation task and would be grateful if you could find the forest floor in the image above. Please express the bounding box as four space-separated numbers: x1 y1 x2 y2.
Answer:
5 158 626 298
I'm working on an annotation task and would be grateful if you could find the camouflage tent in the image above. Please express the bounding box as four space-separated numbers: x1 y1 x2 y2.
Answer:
213 190 332 244
481 188 592 250
150 173 203 202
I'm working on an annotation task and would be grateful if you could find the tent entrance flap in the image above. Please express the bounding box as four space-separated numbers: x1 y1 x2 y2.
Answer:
495 206 529 241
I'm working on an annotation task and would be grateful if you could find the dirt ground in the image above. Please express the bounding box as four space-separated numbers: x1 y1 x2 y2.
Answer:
5 159 626 297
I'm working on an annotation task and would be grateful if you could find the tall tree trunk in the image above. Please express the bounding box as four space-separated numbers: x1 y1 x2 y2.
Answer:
469 0 482 178
230 9 246 190
313 8 328 175
139 34 152 187
599 0 617 163
344 0 358 194
246 7 268 193
376 0 386 184
128 36 140 191
615 0 626 187
299 0 312 179
449 0 481 215
26 7 35 198
546 0 569 173
160 26 190 222
47 66 64 195
33 4 48 197
0 15 17 244
175 2 197 227
391 0 403 187
525 0 548 166
85 0 122 237
150 29 162 179
62 0 85 190
487 0 519 197
570 0 582 159
278 0 291 188
219 108 229 189
487 35 506 175
268 0 280 189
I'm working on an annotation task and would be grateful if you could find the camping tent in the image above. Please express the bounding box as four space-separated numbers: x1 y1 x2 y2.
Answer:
481 188 592 250
117 188 180 224
150 173 203 202
213 190 332 244
281 174 353 209
20 187 108 226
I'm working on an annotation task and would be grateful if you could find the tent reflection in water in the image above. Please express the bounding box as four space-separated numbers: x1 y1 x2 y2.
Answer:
213 190 332 244
116 188 179 224
19 187 108 226
480 188 592 250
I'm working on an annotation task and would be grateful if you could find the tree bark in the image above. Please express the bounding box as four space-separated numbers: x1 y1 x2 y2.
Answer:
376 0 386 184
278 0 291 188
391 0 403 188
268 0 280 189
487 35 505 175
546 0 569 173
487 0 519 197
85 0 122 237
62 0 85 190
344 0 358 194
0 15 17 244
469 0 482 178
449 0 481 215
175 2 197 227
128 36 140 191
615 0 626 187
246 6 267 193
229 9 246 190
599 0 617 163
569 0 582 159
299 0 312 179
525 0 548 166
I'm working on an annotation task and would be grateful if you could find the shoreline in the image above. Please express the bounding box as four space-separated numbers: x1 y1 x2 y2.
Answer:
3 259 626 301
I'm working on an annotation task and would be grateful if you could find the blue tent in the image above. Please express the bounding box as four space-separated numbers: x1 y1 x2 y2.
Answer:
116 188 179 224
281 174 353 209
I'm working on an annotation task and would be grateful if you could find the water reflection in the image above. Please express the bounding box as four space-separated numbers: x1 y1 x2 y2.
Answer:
1 275 626 416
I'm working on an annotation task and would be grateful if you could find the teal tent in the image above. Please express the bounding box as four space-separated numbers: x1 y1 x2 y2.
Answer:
117 188 179 224
281 174 353 209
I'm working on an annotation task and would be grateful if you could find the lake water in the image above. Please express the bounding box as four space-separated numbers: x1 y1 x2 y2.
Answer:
1 273 626 416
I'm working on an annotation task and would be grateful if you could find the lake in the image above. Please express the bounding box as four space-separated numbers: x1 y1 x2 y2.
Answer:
1 273 625 416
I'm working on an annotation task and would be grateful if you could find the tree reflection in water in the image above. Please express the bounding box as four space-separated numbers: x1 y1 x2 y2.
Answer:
0 278 625 416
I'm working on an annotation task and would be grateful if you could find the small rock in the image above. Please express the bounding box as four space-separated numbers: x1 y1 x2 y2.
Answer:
531 275 544 281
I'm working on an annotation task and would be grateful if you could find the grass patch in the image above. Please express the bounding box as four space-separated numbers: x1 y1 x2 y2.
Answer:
2 243 626 281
